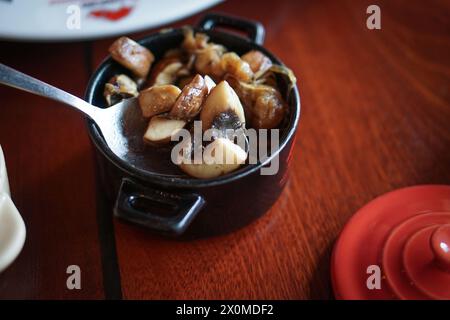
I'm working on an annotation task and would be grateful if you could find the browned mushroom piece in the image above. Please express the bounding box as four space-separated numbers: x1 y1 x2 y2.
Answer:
176 75 195 89
255 64 297 93
109 37 154 79
195 44 226 80
138 84 181 118
143 115 186 145
241 50 273 75
233 82 286 129
169 74 208 121
146 57 185 87
173 74 215 111
103 74 138 106
251 86 286 129
220 52 254 83
182 28 209 53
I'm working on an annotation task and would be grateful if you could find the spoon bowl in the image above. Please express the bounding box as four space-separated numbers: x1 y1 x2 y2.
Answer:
0 63 149 168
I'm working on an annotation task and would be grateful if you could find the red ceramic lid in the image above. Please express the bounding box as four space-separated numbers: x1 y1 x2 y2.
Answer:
331 185 450 300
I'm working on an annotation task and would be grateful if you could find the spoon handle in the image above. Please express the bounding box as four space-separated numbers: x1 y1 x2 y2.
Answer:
0 63 99 119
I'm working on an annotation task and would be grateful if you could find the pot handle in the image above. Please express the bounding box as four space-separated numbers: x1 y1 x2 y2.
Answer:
198 13 265 45
114 178 205 236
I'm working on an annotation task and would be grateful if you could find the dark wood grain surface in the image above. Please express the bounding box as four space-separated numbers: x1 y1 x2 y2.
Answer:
0 0 449 299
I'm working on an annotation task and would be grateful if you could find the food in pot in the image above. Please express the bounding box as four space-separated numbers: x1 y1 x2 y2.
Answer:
169 74 208 121
143 115 186 145
204 75 216 93
109 37 154 79
182 28 209 53
147 58 185 86
200 80 246 132
220 52 254 83
228 80 286 129
178 137 248 179
103 74 138 106
241 50 273 75
139 84 181 118
104 29 296 178
195 44 226 80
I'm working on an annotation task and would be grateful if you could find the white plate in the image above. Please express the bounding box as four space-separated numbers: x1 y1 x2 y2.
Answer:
0 194 26 273
0 0 222 42
0 146 26 273
0 146 9 197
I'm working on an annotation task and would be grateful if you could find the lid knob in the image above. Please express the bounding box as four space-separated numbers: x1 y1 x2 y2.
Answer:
430 224 450 271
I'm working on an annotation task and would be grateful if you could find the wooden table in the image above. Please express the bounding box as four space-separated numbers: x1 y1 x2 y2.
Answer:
0 0 449 299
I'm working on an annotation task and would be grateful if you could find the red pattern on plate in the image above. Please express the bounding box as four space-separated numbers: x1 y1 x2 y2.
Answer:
89 6 133 21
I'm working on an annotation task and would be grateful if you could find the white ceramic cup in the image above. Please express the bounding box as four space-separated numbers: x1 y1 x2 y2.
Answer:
0 145 26 273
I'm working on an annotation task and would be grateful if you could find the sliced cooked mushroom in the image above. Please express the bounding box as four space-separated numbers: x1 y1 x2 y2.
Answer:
147 58 184 87
251 86 285 129
200 80 246 131
178 138 247 179
255 64 297 92
241 50 272 74
195 44 226 80
103 74 138 106
231 81 286 129
182 28 209 53
138 85 181 118
170 74 208 121
109 37 154 79
143 115 186 145
204 75 216 93
220 52 254 83
177 75 195 89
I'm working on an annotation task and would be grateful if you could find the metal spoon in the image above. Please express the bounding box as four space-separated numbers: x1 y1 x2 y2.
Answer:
0 63 148 167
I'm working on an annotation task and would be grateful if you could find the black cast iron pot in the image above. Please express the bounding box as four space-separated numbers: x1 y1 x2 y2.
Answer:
85 13 300 239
